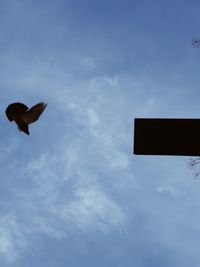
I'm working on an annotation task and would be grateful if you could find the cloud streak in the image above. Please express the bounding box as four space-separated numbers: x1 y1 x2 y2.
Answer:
0 73 137 262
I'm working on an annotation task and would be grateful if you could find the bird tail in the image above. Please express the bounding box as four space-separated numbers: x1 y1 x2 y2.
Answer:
15 116 30 135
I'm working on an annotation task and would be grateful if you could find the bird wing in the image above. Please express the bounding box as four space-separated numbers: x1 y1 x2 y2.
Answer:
23 102 47 124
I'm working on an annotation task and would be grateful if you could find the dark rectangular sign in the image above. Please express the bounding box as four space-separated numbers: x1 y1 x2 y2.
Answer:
134 118 200 156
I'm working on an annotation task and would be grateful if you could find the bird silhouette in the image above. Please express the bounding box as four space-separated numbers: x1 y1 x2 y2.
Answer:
6 102 47 135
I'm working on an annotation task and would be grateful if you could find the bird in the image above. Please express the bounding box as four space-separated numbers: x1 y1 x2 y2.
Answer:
5 102 47 135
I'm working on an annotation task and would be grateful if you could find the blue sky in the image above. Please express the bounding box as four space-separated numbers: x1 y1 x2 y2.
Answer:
1 0 200 266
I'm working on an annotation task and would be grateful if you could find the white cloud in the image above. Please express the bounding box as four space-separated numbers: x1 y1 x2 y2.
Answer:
23 149 127 232
156 185 185 198
0 61 154 263
51 184 126 233
0 214 27 263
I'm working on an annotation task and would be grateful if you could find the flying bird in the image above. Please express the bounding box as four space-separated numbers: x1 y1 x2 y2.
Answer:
5 102 47 135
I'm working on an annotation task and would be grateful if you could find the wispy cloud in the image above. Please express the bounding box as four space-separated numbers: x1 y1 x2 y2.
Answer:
0 214 27 263
0 73 136 261
1 1 200 266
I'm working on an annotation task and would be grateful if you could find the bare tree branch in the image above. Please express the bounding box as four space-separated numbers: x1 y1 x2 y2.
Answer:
191 38 200 47
187 157 200 178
